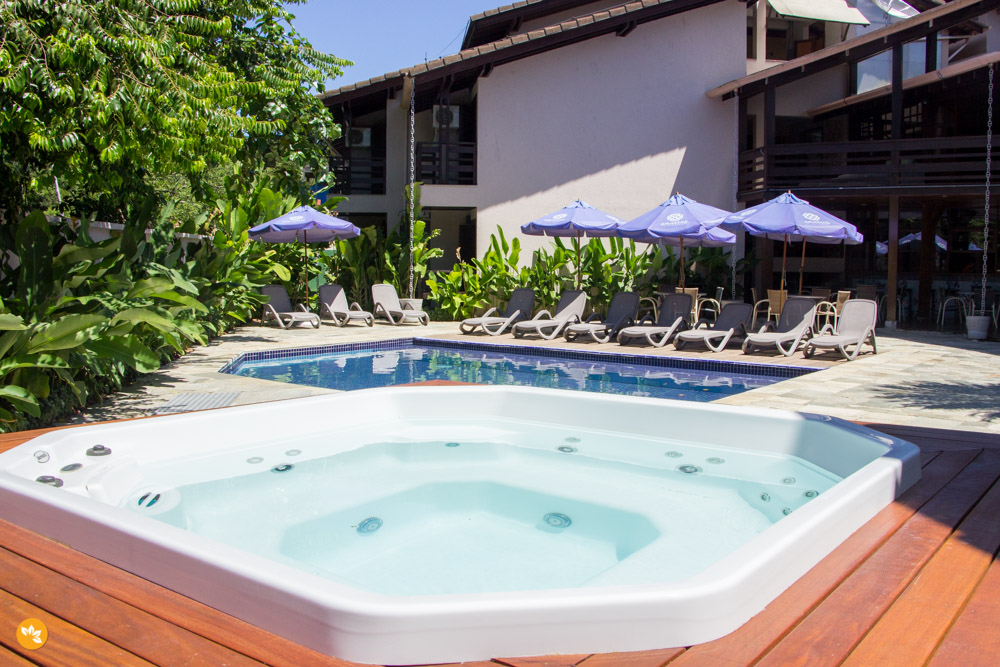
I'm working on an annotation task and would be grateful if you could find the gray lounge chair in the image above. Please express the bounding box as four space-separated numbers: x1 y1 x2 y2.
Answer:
260 285 319 329
743 296 816 357
512 290 586 340
319 284 374 327
674 302 753 352
460 288 535 336
563 292 639 343
804 299 877 361
371 283 430 325
617 293 692 347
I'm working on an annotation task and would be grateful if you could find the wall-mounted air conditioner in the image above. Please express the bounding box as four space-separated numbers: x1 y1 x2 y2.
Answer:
347 127 372 147
432 105 461 129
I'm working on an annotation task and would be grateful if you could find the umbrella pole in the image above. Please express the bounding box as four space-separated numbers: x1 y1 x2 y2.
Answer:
576 231 582 291
780 234 788 293
799 240 807 294
303 231 309 307
679 236 686 289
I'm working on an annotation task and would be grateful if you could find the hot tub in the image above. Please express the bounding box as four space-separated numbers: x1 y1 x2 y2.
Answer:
0 386 920 664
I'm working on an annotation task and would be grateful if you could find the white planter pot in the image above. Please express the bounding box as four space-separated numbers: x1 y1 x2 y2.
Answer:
399 298 423 311
966 314 990 340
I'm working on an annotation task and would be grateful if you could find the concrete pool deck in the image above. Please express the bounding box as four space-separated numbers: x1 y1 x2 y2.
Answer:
62 320 1000 434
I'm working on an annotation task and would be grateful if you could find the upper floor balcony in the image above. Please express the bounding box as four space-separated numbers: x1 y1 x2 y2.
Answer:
738 135 1000 199
416 142 477 186
330 156 386 196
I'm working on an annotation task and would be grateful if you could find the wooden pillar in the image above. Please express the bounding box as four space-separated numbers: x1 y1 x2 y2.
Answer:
891 44 904 185
917 203 942 321
887 196 899 325
925 32 938 73
759 235 774 293
763 86 776 192
755 0 767 67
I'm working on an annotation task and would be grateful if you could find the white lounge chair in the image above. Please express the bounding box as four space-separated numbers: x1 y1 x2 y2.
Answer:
617 293 692 347
460 288 535 336
563 291 639 343
512 290 586 340
371 283 430 325
260 285 319 329
804 298 877 361
674 302 752 352
318 284 374 327
743 296 816 357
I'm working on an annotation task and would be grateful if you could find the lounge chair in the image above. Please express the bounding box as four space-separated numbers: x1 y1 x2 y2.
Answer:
804 299 877 361
563 292 639 343
260 285 319 329
743 296 816 357
673 302 753 352
318 284 374 327
617 293 692 347
460 288 535 336
371 283 430 325
512 290 586 340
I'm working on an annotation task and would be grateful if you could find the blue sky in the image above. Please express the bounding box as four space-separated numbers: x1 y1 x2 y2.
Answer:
287 1 504 90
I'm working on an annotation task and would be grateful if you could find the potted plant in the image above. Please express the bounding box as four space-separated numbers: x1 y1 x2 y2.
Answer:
387 183 442 310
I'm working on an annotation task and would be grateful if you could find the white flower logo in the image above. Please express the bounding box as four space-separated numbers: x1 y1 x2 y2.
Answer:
803 213 820 221
551 213 569 220
21 625 43 645
666 213 684 222
737 208 757 217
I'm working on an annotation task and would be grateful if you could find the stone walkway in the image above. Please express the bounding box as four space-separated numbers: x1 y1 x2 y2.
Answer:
65 321 1000 434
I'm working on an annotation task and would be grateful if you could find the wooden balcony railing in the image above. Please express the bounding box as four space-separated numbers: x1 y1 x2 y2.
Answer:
330 156 386 195
738 136 1000 196
416 142 476 185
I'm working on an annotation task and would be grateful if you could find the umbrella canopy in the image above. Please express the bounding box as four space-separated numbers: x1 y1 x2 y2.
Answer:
520 200 623 237
722 192 862 292
619 194 736 288
249 205 360 305
249 205 360 243
521 200 624 288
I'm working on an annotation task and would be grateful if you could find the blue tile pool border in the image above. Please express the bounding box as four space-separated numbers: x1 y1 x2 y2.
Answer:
219 337 819 380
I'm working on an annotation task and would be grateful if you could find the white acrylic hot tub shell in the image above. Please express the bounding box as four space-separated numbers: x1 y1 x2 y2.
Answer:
0 386 920 665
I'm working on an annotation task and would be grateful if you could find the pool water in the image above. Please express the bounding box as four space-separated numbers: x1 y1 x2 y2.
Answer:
125 419 839 596
227 340 798 401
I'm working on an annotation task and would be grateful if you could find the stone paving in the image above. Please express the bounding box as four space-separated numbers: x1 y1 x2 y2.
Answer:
64 319 1000 434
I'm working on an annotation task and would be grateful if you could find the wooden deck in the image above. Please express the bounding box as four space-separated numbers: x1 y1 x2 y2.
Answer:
2 421 999 666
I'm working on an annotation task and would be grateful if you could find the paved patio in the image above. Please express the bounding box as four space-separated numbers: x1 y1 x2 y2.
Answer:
63 320 1000 433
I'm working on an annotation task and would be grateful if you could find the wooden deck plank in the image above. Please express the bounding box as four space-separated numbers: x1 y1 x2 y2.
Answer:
929 551 1000 666
0 544 262 666
843 451 1000 666
752 449 1000 667
0 645 36 665
494 656 592 666
578 648 685 666
0 519 354 667
667 448 978 667
0 587 153 666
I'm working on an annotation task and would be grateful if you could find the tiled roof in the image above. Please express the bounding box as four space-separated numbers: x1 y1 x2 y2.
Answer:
320 0 712 103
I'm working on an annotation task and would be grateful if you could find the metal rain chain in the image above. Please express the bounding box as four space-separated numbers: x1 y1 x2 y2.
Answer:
730 93 740 297
981 63 993 315
408 77 417 300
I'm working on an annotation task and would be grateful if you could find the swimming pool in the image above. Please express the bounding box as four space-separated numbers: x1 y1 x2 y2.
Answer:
0 386 920 664
222 338 812 400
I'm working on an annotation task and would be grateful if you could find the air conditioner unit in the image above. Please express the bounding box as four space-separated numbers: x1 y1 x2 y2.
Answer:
347 127 371 147
432 105 461 129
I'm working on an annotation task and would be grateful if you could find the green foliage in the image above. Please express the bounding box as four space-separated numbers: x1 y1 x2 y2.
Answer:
0 0 349 222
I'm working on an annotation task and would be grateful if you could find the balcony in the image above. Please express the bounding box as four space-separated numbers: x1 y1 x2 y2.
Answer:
330 156 386 195
738 136 1000 198
416 142 476 185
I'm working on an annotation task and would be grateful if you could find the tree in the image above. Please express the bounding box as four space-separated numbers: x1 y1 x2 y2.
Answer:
0 0 349 223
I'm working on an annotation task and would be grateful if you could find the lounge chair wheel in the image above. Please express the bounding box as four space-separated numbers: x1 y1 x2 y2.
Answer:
675 339 686 350
803 346 815 359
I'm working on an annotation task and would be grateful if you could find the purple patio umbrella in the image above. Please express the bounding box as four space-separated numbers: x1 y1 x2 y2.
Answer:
619 194 735 288
521 200 624 289
249 205 360 302
720 192 863 293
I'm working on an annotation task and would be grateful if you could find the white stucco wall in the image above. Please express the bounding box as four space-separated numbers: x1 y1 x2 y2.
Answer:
421 2 746 257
